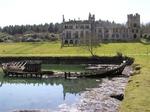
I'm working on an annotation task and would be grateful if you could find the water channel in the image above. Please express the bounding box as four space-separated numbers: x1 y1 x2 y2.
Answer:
0 73 101 112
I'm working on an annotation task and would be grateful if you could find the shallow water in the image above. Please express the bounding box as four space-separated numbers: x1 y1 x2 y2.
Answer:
0 76 100 112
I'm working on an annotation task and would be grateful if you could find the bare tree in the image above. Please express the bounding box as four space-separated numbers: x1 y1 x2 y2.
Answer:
83 34 100 57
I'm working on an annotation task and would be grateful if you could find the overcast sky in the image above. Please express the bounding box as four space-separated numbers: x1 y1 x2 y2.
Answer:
0 0 149 27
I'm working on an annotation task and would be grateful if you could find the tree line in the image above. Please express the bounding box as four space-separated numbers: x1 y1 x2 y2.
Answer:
0 23 62 35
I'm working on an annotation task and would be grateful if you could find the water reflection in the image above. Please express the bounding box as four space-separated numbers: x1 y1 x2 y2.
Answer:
0 74 101 111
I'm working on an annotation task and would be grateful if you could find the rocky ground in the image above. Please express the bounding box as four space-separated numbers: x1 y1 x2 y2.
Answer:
56 66 132 112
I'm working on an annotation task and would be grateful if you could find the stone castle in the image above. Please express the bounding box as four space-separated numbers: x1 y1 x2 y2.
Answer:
61 13 141 46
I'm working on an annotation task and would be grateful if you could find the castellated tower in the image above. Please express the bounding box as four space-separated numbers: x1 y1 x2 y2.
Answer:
127 13 141 40
88 13 95 22
88 13 98 44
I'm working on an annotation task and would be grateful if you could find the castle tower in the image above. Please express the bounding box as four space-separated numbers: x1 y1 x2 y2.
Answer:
127 13 141 40
88 13 95 22
62 15 65 23
88 13 99 43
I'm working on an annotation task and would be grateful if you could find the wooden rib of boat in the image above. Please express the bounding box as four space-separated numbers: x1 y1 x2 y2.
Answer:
1 61 53 77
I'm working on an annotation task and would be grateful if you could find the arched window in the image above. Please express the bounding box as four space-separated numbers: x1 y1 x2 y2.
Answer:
64 40 68 44
70 40 73 44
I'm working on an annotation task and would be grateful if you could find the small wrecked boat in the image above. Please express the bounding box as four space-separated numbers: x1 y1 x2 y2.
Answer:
0 57 133 78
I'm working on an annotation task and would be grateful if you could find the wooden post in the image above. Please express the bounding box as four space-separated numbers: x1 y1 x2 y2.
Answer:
64 72 67 79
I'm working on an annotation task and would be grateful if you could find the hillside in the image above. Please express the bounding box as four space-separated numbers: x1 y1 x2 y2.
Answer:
0 32 59 42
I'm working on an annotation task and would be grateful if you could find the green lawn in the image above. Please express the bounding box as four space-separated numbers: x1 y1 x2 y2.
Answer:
0 41 150 111
0 41 150 56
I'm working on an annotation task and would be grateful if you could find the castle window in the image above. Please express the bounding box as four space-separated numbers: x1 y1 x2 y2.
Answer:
99 29 102 33
134 34 137 39
113 29 115 33
105 29 109 33
133 23 137 27
86 31 89 36
98 34 102 38
66 31 71 39
80 31 84 37
116 29 118 33
116 34 119 38
70 40 73 44
69 25 73 29
75 31 79 38
136 29 139 33
85 25 89 29
132 29 134 33
65 25 68 29
80 25 84 29
64 40 68 44
123 34 126 38
112 34 115 38
105 34 109 38
126 34 129 38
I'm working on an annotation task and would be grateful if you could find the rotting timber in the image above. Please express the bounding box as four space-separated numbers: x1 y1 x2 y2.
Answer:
0 56 134 78
1 61 54 78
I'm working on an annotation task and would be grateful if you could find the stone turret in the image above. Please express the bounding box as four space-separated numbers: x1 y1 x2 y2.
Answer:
127 13 140 28
62 15 65 23
88 13 98 43
88 13 95 22
127 13 141 40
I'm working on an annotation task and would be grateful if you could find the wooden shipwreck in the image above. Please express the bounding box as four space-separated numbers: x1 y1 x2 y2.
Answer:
0 56 134 78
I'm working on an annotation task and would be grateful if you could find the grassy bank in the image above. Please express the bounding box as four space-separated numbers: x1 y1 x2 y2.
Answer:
120 55 150 112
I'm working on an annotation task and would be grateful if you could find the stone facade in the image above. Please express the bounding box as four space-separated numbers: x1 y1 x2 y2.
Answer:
61 13 141 46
